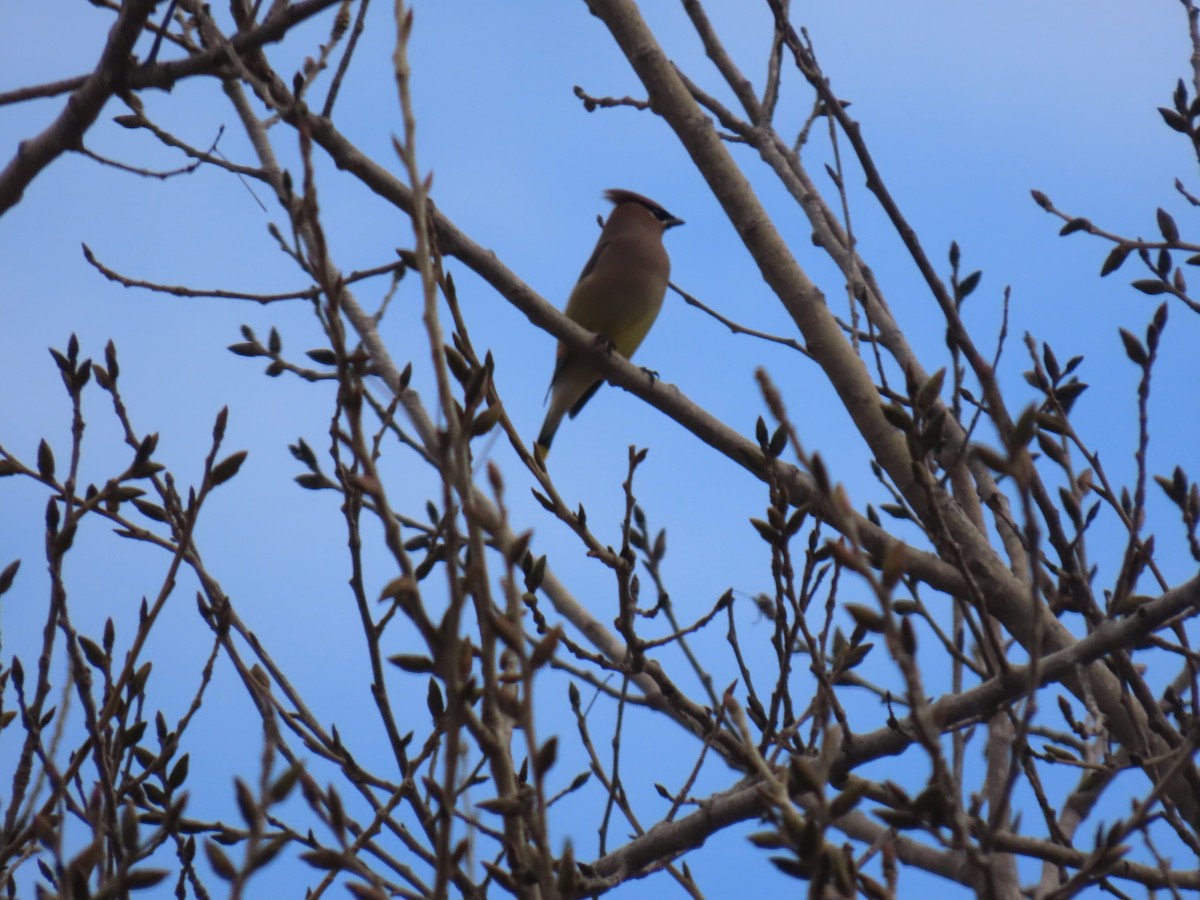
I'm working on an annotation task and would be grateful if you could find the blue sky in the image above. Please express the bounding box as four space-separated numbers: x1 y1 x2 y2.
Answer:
1 2 1196 897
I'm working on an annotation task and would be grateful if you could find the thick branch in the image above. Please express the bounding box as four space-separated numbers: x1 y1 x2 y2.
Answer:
579 0 1200 827
0 0 158 216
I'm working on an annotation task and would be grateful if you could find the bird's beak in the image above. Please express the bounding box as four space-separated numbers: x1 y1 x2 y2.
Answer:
663 216 685 230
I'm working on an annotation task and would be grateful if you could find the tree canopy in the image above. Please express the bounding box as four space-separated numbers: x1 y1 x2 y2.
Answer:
2 2 1198 898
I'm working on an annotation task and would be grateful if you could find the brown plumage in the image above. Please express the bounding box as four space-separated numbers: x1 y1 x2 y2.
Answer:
536 189 684 452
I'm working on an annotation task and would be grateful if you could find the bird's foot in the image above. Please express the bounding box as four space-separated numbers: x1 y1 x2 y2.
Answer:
592 333 617 354
640 366 659 384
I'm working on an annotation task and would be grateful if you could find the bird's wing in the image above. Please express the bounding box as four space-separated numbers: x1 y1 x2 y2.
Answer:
567 379 603 419
574 235 612 283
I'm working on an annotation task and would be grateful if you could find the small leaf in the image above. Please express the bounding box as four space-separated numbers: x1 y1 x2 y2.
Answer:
37 440 55 481
133 499 170 523
881 403 913 431
168 753 190 791
749 518 780 544
1099 244 1132 277
79 636 108 670
1041 345 1060 384
289 439 317 469
295 473 325 490
1059 217 1091 236
829 781 868 819
787 756 824 796
49 348 71 378
120 720 146 750
443 345 471 384
879 503 911 521
529 627 562 670
346 882 389 900
387 654 435 673
747 830 788 850
1042 745 1079 763
0 559 20 596
972 443 1010 474
122 867 169 890
1036 433 1067 469
300 849 347 871
767 425 788 459
1118 329 1147 365
1156 247 1172 278
306 348 337 365
476 796 525 816
1153 473 1181 504
1111 593 1151 616
54 521 76 555
1010 405 1038 450
210 451 248 487
527 555 546 591
533 737 558 778
1131 279 1168 295
269 764 303 805
1158 106 1189 133
205 841 237 881
131 436 160 480
914 368 945 412
470 405 502 437
1156 208 1180 243
427 679 444 721
235 779 260 829
1035 413 1068 436
1053 380 1089 409
957 270 981 300
249 835 289 872
652 528 666 561
845 603 885 633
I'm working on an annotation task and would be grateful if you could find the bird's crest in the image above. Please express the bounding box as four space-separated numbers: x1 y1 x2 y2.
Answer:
603 189 683 228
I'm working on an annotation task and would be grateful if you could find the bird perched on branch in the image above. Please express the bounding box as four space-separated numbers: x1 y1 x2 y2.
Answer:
536 189 684 453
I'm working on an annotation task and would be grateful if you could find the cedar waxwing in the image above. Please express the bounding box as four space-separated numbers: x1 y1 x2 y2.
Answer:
536 189 684 451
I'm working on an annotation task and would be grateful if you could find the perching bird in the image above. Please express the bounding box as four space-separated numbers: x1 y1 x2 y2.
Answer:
536 189 684 452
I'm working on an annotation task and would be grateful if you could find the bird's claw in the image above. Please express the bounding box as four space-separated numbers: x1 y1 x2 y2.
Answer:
640 366 659 384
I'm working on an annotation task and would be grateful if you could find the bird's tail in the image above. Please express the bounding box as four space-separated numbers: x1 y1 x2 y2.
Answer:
535 411 562 455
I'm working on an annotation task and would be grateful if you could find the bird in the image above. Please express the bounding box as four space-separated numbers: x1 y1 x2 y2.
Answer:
536 189 684 453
